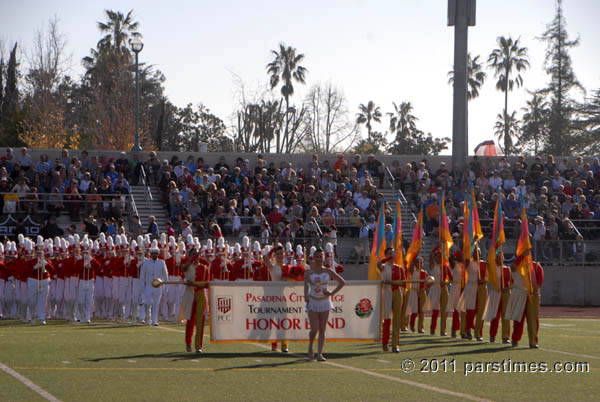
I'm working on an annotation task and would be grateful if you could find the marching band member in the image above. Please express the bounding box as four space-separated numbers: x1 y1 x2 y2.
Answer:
284 242 294 265
405 256 427 333
483 251 512 343
165 237 185 321
65 237 81 322
304 247 345 361
27 237 55 324
15 240 30 322
3 242 18 318
75 238 100 324
210 237 230 281
179 246 210 353
324 243 344 274
95 234 107 319
141 240 168 326
128 238 146 324
263 244 290 352
0 243 5 318
377 247 405 352
101 235 115 319
446 251 464 338
157 234 170 321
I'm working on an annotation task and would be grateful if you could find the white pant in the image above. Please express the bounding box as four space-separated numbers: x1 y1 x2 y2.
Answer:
130 278 144 321
144 287 162 325
77 280 94 322
0 279 4 317
27 278 50 321
167 276 184 320
3 279 16 317
94 277 105 318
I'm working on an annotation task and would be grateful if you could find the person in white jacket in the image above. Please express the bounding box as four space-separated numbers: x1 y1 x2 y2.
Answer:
141 240 168 326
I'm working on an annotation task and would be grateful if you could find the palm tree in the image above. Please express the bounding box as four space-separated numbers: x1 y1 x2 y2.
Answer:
388 101 418 136
356 101 382 142
448 53 487 100
520 91 550 154
488 36 530 154
266 43 307 152
97 9 141 57
494 110 520 154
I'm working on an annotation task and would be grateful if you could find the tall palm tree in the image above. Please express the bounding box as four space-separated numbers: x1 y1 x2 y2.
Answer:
97 9 141 57
488 36 530 154
266 43 307 152
494 110 520 154
448 53 487 100
387 101 418 136
356 101 382 142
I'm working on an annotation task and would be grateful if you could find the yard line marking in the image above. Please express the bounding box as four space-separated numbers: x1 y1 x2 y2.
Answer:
248 342 491 402
539 348 600 360
191 360 200 363
255 359 263 363
376 359 390 363
127 360 136 363
153 326 209 337
0 361 62 402
157 326 490 400
61 361 71 364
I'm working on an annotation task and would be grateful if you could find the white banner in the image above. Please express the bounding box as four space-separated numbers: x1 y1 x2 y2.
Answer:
209 280 381 343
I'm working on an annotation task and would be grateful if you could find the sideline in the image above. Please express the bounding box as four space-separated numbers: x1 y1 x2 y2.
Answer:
0 361 62 402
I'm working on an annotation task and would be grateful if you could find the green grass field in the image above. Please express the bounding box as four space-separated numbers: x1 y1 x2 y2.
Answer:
1 317 598 402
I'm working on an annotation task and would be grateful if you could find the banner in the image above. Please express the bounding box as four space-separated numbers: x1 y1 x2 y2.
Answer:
209 280 381 343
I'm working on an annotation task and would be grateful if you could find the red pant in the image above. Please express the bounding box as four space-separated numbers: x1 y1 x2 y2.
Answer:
451 310 460 332
185 292 206 349
430 310 440 332
382 319 391 346
466 309 475 330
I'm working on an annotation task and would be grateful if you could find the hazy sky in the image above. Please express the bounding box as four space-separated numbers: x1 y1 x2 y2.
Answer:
2 0 599 154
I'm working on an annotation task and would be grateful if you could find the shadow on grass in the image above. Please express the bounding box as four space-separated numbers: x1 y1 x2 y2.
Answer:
85 350 381 363
214 358 313 371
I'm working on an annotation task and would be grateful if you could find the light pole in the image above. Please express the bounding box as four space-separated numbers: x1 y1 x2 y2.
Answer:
129 37 144 152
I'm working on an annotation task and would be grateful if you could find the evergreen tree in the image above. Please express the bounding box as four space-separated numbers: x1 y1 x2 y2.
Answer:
0 43 25 147
539 0 584 155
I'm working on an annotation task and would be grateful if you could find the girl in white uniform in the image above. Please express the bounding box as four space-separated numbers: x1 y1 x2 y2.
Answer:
303 247 345 361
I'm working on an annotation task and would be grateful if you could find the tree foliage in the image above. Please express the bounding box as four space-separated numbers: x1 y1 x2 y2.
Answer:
538 0 584 155
448 53 487 101
488 36 530 155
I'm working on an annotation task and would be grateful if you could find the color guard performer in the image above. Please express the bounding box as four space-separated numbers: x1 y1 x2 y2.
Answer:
426 247 452 336
406 256 427 333
483 251 512 343
446 251 464 338
377 247 405 352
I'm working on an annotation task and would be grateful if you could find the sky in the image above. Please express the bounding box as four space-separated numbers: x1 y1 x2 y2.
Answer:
2 0 599 154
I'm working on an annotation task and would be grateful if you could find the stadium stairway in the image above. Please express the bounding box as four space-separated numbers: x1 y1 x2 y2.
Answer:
130 185 169 233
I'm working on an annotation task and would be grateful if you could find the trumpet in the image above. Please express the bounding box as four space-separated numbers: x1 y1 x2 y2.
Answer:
151 278 209 288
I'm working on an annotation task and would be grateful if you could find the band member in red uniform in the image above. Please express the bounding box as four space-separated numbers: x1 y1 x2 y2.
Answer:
179 247 210 353
210 238 231 281
484 251 512 343
75 238 100 323
264 244 292 352
377 247 405 352
27 238 55 324
127 239 145 324
165 237 184 321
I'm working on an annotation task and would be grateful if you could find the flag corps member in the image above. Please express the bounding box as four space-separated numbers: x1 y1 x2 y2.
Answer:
377 248 405 352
